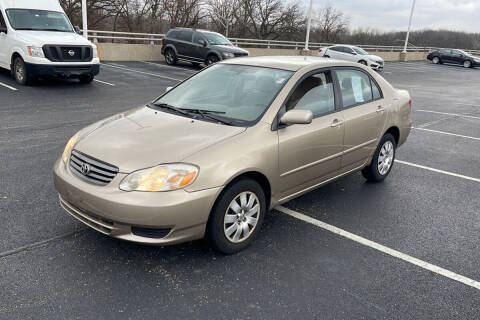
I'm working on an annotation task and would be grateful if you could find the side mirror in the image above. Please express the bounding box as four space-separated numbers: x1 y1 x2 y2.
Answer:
199 39 207 47
280 110 313 125
166 86 173 92
74 26 81 34
350 51 357 55
0 26 7 34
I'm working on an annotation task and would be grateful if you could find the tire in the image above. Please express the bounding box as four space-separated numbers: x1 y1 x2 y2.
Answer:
79 75 94 84
206 54 219 66
164 48 177 65
463 60 472 68
362 133 396 183
191 62 200 68
13 57 31 85
432 56 440 64
358 60 368 66
324 55 330 58
207 178 266 254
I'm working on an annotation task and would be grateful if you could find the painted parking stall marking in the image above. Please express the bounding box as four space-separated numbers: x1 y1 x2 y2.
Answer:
93 79 115 86
276 206 480 291
396 160 480 183
417 109 480 120
0 81 18 91
413 127 480 141
101 63 183 81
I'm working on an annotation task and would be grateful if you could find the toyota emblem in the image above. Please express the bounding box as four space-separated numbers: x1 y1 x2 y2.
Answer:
80 163 91 176
68 50 75 57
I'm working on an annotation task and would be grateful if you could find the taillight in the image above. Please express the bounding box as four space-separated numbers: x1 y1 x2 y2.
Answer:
318 48 322 53
408 99 412 107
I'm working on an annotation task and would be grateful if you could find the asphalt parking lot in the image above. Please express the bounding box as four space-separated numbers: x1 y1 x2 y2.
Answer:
0 59 479 319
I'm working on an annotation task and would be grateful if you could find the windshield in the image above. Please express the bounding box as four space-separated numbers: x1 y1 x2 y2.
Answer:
6 9 73 32
353 47 369 55
153 64 293 126
202 32 232 45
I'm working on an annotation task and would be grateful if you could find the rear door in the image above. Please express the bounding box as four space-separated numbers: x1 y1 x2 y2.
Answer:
326 46 343 59
335 68 387 172
176 30 194 58
0 10 8 68
439 50 453 63
277 69 345 199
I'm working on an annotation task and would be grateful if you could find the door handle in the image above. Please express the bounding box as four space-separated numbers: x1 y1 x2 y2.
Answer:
331 119 344 128
376 106 385 113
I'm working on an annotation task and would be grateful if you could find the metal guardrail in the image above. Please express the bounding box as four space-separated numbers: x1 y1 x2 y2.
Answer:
84 30 480 55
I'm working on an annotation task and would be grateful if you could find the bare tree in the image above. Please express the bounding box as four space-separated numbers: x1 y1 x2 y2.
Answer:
311 5 349 43
206 0 237 36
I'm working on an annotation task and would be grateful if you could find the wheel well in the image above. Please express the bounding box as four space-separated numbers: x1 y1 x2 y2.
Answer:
225 171 272 211
11 52 21 69
206 52 220 61
385 126 400 145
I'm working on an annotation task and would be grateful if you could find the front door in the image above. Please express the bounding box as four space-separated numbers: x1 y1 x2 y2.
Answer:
0 11 8 68
278 69 344 199
191 32 209 62
335 68 387 171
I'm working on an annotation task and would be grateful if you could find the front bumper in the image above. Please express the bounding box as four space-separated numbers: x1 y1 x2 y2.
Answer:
53 159 221 245
369 62 384 70
25 63 100 79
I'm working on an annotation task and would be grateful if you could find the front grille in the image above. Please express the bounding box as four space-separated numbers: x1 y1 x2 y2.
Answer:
69 150 119 186
54 66 92 73
131 227 171 239
43 45 93 62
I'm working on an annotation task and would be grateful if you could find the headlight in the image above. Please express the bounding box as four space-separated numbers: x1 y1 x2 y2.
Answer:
223 52 235 58
474 58 480 63
27 46 45 58
93 46 100 60
119 164 199 192
62 134 79 163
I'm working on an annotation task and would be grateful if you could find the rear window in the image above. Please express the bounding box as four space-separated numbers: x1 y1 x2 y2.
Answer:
167 30 181 39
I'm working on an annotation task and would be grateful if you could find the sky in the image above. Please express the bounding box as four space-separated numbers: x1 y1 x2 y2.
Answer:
311 0 479 33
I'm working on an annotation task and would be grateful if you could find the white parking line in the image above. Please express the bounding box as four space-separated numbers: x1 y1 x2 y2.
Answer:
417 110 480 120
101 63 182 82
142 61 196 72
0 81 18 91
413 127 480 141
93 79 115 86
396 160 480 183
276 206 480 290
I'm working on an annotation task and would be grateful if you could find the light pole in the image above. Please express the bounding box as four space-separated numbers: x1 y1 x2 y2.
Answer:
403 0 416 53
304 0 313 50
82 0 88 38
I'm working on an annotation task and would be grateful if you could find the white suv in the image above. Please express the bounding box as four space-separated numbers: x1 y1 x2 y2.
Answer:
0 0 100 85
318 45 384 70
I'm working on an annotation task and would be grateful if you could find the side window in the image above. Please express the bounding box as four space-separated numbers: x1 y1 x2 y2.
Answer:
286 71 335 117
371 79 382 100
336 69 373 108
330 46 341 52
192 32 204 45
178 30 193 42
0 11 6 28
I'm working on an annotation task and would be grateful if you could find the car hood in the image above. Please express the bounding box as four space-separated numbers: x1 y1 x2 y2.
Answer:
74 106 246 173
367 54 384 62
14 30 94 47
211 45 249 54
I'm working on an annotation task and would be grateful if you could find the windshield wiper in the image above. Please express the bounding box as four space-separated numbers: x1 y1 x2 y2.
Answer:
182 109 232 125
149 103 193 117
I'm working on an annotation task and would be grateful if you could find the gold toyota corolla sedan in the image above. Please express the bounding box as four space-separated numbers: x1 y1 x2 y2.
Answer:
54 56 412 254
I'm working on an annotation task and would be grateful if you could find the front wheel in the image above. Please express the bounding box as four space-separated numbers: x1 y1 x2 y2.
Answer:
207 179 266 254
362 133 396 182
13 57 31 85
206 55 219 66
358 60 368 66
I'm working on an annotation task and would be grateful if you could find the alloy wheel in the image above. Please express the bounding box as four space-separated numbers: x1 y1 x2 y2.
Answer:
464 60 471 68
377 141 394 175
223 191 260 243
15 60 24 82
432 57 439 64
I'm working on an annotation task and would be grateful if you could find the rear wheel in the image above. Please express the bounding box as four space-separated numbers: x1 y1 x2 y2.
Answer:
13 57 31 85
207 178 266 254
463 60 472 68
79 75 94 84
432 56 440 64
362 133 396 182
324 55 330 58
164 48 177 65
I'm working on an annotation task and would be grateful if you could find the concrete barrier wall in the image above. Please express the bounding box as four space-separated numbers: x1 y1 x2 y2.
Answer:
98 43 428 62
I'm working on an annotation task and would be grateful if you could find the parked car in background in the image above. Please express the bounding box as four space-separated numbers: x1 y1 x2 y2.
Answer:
0 0 100 85
54 56 412 254
161 28 249 67
318 45 384 70
427 49 480 68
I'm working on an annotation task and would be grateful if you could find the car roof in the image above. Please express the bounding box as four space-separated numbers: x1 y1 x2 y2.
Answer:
220 56 361 72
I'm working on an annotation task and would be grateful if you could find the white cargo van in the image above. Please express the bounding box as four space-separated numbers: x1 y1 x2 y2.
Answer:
0 0 100 85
